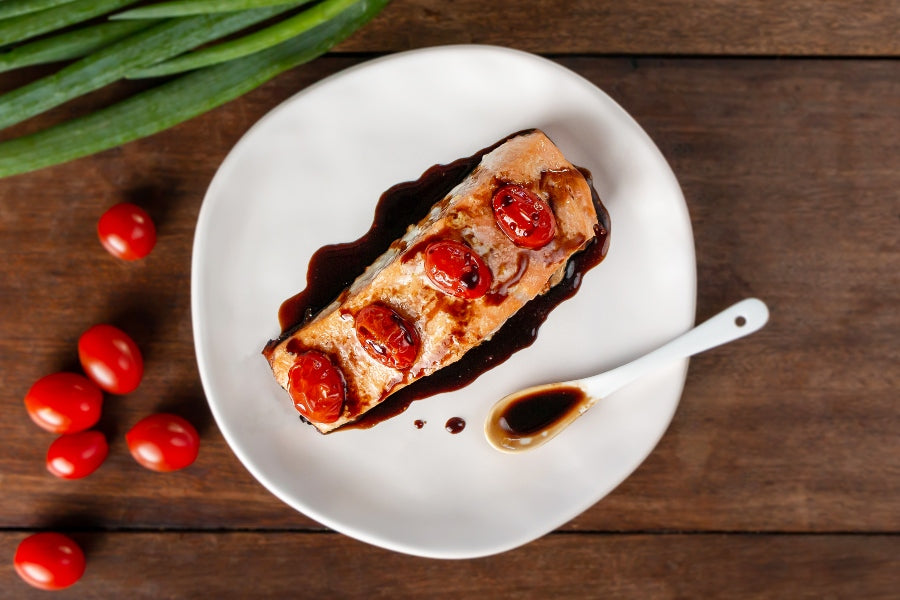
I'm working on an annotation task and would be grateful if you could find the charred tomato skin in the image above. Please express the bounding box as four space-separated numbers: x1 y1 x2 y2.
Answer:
355 303 420 370
491 184 556 249
423 240 492 299
288 351 346 423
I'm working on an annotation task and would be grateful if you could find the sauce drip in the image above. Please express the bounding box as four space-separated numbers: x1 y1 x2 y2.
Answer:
271 131 611 431
497 386 586 436
445 417 466 434
414 419 426 429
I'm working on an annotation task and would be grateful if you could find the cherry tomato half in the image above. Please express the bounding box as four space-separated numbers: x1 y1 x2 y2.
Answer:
423 240 492 299
14 532 86 591
97 202 157 261
288 351 345 423
24 372 103 434
355 303 420 370
126 413 200 472
46 431 108 480
78 324 143 395
491 184 556 249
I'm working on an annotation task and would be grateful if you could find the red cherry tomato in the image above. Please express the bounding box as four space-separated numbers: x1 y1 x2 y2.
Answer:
46 431 108 480
423 240 492 299
491 184 556 249
288 351 345 423
355 303 420 369
97 202 157 260
24 372 103 434
14 532 86 591
78 324 143 394
126 413 199 472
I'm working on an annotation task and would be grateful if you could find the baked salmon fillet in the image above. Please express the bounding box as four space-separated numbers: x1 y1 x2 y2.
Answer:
263 130 600 433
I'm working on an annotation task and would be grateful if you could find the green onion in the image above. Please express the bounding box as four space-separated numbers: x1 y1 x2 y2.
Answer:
129 0 351 78
0 4 301 130
0 0 77 20
0 0 390 178
0 0 140 47
112 0 300 19
0 20 153 74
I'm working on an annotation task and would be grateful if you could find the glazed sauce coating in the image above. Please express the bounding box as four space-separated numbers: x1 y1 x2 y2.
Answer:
274 132 610 430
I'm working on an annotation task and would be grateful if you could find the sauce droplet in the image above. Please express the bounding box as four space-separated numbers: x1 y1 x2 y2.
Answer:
445 417 466 434
414 419 426 429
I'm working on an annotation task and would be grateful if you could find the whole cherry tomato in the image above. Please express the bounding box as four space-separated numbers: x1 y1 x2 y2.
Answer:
46 431 109 480
423 240 492 299
97 202 157 260
288 351 345 423
126 413 200 472
14 532 86 591
78 324 143 394
491 184 556 249
24 372 103 434
355 303 420 369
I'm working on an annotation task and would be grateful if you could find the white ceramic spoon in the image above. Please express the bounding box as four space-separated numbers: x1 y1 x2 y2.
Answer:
484 298 770 453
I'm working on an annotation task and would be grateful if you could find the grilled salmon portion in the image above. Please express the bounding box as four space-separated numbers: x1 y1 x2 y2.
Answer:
263 130 600 433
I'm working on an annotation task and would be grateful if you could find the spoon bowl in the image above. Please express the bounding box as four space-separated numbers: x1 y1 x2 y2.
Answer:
484 298 770 453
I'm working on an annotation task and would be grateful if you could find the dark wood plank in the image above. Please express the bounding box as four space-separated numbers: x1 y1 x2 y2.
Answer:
1 532 897 598
342 0 900 56
0 57 897 534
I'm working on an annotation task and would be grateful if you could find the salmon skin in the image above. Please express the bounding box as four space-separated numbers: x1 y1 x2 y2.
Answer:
264 130 600 433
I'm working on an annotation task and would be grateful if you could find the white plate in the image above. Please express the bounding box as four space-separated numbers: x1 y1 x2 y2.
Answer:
192 45 695 558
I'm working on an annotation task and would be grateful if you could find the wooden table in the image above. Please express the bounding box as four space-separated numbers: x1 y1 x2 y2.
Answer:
1 1 898 597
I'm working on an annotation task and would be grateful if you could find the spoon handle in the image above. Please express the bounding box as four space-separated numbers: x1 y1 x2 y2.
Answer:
580 298 769 399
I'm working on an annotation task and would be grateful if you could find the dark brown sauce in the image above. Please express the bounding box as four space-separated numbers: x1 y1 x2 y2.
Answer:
269 131 610 431
445 417 466 434
414 419 426 429
497 386 586 436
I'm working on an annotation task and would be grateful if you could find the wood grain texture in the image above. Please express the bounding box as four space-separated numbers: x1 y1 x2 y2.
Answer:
341 0 900 56
1 532 898 598
1 20 898 593
0 57 897 537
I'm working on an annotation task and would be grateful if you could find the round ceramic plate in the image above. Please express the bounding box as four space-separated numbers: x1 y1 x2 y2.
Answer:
192 45 695 559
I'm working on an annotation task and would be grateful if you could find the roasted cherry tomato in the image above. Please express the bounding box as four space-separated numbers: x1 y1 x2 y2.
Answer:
288 351 345 423
24 372 103 434
78 324 143 395
46 431 109 480
97 202 157 261
491 184 556 249
355 303 420 369
423 240 492 299
14 532 86 591
126 413 200 472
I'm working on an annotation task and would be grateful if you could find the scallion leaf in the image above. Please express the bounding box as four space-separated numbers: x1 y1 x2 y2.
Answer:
0 3 302 129
111 0 301 19
0 20 153 74
0 0 390 178
0 0 140 47
129 0 352 78
0 0 77 20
